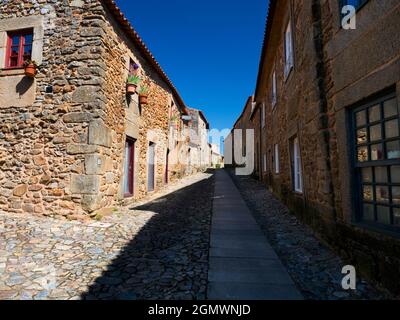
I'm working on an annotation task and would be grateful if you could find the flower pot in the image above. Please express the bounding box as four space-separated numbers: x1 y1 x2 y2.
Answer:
24 64 37 78
139 94 148 105
126 83 137 94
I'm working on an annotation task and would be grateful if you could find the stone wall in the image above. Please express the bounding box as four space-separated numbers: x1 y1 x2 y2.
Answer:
0 0 194 218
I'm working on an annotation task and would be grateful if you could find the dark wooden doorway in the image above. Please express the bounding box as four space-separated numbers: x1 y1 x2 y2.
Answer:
124 138 135 197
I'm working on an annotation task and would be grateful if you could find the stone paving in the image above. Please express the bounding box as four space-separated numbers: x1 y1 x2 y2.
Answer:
0 172 214 300
228 169 393 300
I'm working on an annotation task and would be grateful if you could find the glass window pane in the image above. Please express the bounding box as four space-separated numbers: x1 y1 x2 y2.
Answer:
24 34 33 44
394 208 400 226
387 140 400 159
363 185 374 201
375 167 388 183
357 128 367 144
370 124 382 142
363 204 375 222
369 104 381 123
356 110 366 127
377 206 391 225
376 186 389 204
384 98 398 118
371 143 384 161
392 187 400 205
391 166 400 183
357 146 368 162
385 120 399 139
361 167 372 183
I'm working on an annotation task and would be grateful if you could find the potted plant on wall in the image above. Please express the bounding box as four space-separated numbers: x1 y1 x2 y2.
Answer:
138 85 149 104
23 60 39 78
126 75 140 94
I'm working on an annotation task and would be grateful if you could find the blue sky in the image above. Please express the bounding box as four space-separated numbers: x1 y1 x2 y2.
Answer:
115 0 268 134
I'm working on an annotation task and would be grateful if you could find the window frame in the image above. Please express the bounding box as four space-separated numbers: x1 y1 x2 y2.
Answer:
5 29 33 69
351 92 400 232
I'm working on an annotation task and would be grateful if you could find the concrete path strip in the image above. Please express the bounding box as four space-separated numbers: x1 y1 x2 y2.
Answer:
207 170 303 300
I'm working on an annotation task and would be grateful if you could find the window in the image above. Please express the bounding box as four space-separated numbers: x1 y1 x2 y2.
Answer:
274 144 280 174
353 94 400 229
128 59 138 76
261 103 266 128
292 137 303 192
5 29 33 68
272 71 277 107
284 21 294 78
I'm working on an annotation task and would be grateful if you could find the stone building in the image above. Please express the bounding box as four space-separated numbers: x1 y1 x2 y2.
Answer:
0 0 202 218
232 0 400 293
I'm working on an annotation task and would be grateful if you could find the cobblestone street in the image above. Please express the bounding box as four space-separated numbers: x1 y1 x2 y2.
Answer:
0 172 214 300
228 169 393 300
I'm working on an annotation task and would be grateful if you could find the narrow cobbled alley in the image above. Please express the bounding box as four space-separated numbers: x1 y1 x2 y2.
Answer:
228 170 391 300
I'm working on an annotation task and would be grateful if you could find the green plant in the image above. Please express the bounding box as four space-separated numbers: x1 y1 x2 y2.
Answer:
138 85 149 95
127 75 140 85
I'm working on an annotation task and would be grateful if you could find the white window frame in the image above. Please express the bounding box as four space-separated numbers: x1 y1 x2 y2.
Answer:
274 144 280 174
293 137 303 193
272 70 277 108
284 20 294 79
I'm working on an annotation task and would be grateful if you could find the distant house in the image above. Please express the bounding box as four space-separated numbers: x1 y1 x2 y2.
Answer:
0 0 206 217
